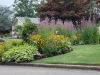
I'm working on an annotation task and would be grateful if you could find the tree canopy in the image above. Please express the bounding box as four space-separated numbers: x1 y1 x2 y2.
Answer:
13 0 36 17
40 0 100 30
13 0 47 17
0 6 12 34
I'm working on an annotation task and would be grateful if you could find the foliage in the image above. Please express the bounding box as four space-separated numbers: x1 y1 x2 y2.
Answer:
38 24 75 38
38 25 52 38
39 0 100 30
98 34 100 43
4 34 12 37
0 43 5 61
15 25 24 38
0 39 5 42
42 34 71 57
13 0 37 17
54 26 74 38
29 34 44 51
4 40 24 51
29 34 71 57
82 25 99 44
11 40 24 46
16 25 23 34
37 24 100 45
13 0 47 17
0 6 12 34
22 18 37 42
71 34 82 45
2 44 38 63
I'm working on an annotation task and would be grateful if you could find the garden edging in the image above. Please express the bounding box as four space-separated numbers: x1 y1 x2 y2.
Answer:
0 62 100 71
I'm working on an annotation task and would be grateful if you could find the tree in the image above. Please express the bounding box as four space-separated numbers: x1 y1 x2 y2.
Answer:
39 0 100 30
13 0 47 17
0 6 12 34
13 0 36 17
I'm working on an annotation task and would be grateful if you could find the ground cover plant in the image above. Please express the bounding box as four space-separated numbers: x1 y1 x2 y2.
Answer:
2 44 38 63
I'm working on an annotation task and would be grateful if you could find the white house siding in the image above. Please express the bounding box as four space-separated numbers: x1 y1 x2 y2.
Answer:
12 19 23 31
17 19 23 26
12 17 40 31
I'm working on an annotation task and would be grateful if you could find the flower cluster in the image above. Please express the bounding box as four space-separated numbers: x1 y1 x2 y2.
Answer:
29 34 45 48
48 34 70 46
72 33 82 45
29 34 71 57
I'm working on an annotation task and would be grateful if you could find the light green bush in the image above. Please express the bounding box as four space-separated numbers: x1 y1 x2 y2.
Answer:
2 44 38 63
4 40 24 51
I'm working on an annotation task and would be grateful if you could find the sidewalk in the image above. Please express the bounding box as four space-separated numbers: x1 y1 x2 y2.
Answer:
0 62 100 71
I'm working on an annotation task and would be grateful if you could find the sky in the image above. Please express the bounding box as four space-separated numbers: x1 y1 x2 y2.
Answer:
0 0 14 7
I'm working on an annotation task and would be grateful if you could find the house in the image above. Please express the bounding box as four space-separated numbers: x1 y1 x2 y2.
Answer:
12 17 40 31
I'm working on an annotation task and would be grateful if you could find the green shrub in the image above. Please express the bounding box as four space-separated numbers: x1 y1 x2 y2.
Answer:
4 40 24 51
22 18 37 42
38 26 51 38
42 34 71 57
2 44 38 63
0 39 4 42
4 34 12 37
55 27 74 38
11 40 24 46
29 34 44 51
82 25 99 44
0 43 5 61
0 37 5 42
71 35 80 45
30 34 71 57
16 25 23 32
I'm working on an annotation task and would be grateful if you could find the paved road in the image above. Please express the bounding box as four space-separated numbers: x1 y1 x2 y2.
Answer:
0 65 100 75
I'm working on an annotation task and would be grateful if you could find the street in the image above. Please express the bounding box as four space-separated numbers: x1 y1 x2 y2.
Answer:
0 65 100 75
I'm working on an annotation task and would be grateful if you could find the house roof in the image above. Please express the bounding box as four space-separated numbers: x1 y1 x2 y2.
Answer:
16 17 40 24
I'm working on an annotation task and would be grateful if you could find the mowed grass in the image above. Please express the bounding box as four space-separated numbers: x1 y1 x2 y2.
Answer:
33 44 100 65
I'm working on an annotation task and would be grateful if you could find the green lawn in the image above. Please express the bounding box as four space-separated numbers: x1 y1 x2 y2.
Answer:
33 44 100 65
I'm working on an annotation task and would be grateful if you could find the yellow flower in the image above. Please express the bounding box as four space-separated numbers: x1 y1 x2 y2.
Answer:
73 36 78 40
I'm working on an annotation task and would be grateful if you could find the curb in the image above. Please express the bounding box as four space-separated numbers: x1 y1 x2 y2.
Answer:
0 63 100 71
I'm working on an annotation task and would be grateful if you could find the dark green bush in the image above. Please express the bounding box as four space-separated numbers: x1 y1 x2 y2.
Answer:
2 44 38 63
0 39 4 42
22 18 37 42
82 25 99 44
4 34 12 37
